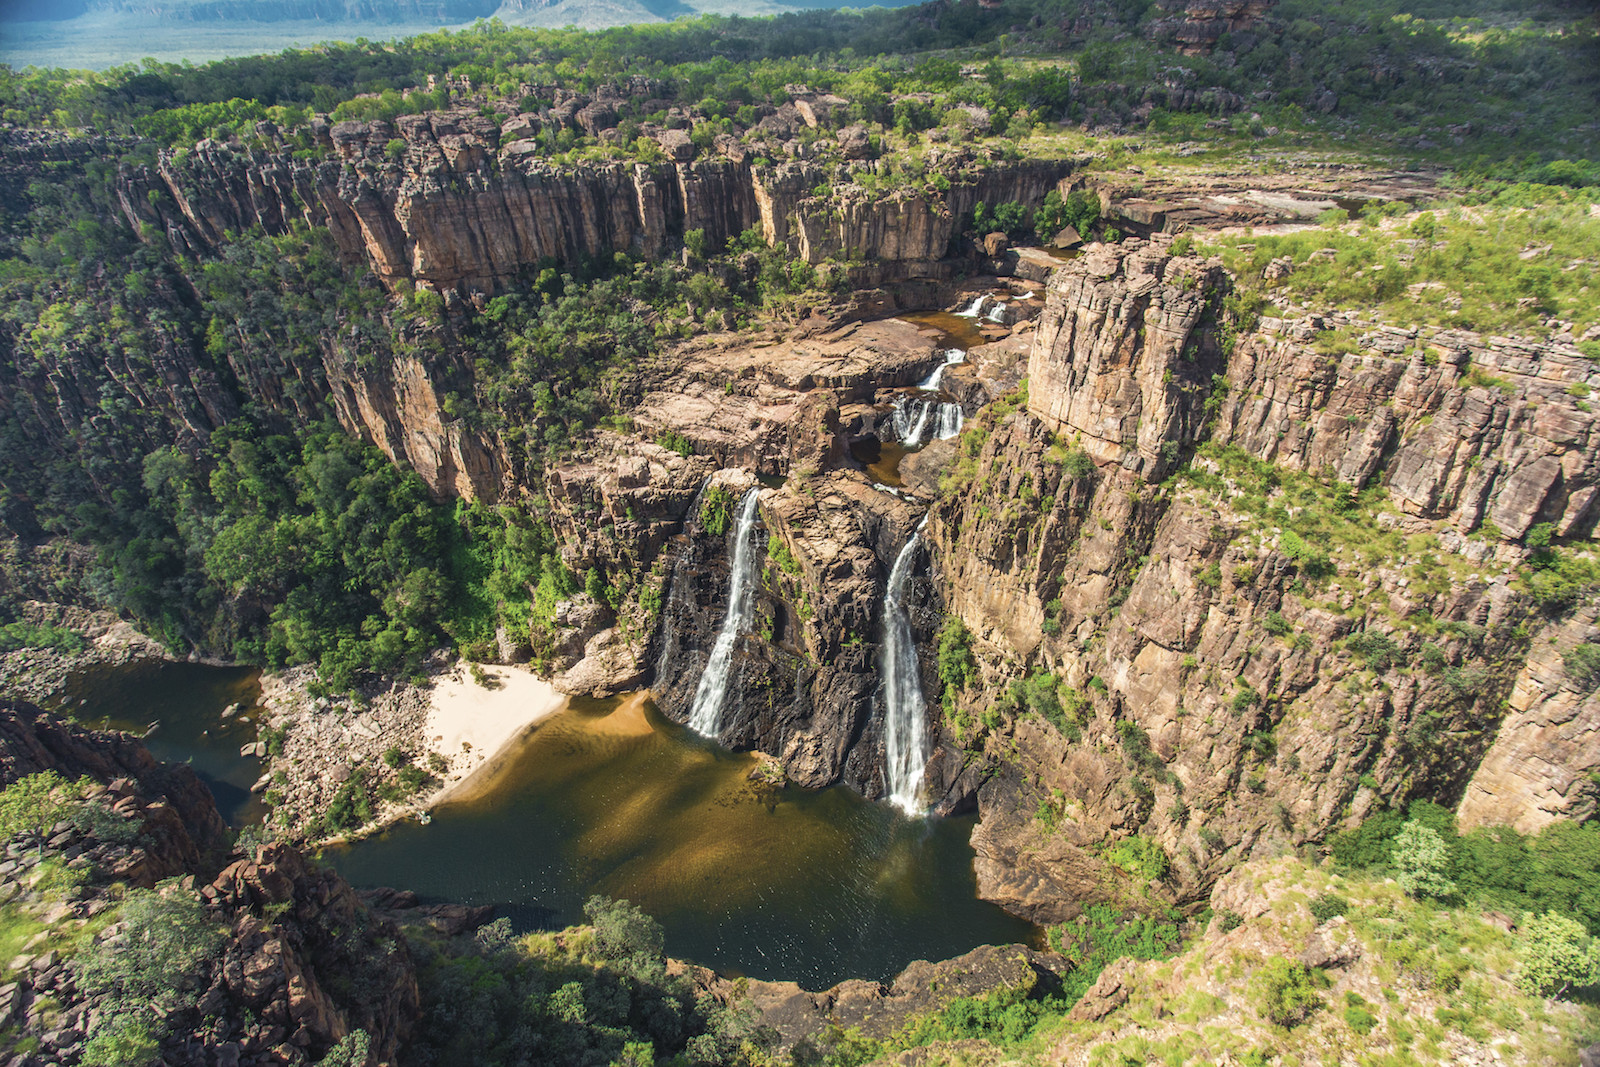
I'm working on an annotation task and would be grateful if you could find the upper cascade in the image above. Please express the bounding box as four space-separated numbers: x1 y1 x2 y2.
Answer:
881 515 931 815
687 487 763 738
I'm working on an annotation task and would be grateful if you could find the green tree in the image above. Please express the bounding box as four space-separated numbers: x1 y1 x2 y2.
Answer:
1392 820 1456 899
1517 911 1600 998
317 1031 372 1067
77 886 226 1059
0 771 85 852
1252 958 1320 1027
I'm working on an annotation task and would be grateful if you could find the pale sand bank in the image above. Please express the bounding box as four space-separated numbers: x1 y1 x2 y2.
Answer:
424 661 569 807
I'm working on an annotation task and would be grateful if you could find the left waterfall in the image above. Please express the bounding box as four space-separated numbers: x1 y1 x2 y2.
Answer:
688 488 764 738
881 516 931 814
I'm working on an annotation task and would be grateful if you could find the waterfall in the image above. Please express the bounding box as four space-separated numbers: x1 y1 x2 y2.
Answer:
892 396 935 447
687 488 762 738
934 403 965 440
892 395 963 447
916 348 966 391
954 296 986 318
881 516 931 814
986 303 1009 324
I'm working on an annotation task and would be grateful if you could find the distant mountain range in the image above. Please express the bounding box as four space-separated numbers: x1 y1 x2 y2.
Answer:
0 0 872 25
0 0 917 68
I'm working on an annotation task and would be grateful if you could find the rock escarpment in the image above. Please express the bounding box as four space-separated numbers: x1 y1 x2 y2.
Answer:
931 236 1599 916
1028 241 1229 478
0 700 420 1065
111 119 1071 298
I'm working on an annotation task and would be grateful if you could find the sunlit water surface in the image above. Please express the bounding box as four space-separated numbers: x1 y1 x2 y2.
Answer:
326 693 1037 988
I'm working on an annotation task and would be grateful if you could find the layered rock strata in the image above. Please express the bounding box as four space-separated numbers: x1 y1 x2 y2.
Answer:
930 236 1598 916
109 121 1071 297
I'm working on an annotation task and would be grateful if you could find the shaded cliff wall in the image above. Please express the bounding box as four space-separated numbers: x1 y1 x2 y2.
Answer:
113 113 1073 296
932 235 1600 915
652 470 931 794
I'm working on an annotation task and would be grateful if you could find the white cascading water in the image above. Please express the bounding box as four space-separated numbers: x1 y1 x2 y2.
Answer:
916 348 966 390
954 295 987 318
892 395 936 447
687 488 762 738
892 395 964 447
935 403 965 440
986 303 1009 323
881 516 931 814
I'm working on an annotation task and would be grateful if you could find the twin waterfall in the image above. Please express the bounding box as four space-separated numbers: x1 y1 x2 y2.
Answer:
893 349 967 448
881 517 931 815
687 488 762 738
686 489 933 817
892 396 964 448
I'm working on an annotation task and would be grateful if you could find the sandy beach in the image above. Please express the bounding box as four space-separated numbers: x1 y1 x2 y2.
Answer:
424 661 569 805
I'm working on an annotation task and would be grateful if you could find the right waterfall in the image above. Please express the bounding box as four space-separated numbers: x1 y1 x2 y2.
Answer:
881 514 930 815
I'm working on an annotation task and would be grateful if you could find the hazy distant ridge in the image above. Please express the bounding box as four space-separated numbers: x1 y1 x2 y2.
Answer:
76 0 506 21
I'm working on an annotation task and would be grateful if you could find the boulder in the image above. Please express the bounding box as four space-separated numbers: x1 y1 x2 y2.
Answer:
837 124 873 160
1050 225 1082 249
658 128 695 162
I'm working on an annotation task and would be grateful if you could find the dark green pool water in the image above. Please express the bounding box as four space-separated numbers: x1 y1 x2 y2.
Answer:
325 693 1038 989
56 660 265 827
53 665 1037 988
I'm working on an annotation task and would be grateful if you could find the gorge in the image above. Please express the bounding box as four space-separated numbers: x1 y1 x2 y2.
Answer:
1 2 1599 1065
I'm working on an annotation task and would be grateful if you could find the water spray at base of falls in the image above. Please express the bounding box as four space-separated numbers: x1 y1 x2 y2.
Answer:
687 488 762 738
881 515 931 815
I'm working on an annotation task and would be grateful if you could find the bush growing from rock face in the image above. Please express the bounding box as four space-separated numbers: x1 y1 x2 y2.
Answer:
77 884 226 1064
1251 958 1320 1027
1517 911 1600 998
0 771 91 849
1564 641 1600 692
1309 893 1348 923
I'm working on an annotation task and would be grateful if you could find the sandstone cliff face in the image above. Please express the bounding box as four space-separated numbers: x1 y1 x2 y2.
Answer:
653 469 929 794
1027 241 1229 479
1457 603 1600 831
934 237 1598 914
1213 320 1600 544
1143 0 1279 55
114 118 1073 298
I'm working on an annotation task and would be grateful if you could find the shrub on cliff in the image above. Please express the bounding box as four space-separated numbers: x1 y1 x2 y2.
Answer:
700 486 736 537
935 618 977 692
78 885 226 1066
0 771 91 849
1251 958 1320 1028
1392 820 1457 900
407 896 774 1066
1562 641 1600 692
1517 911 1600 998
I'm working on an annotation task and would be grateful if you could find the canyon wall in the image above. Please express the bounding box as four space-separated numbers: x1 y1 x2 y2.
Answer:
111 117 1072 299
0 699 422 1064
925 236 1600 917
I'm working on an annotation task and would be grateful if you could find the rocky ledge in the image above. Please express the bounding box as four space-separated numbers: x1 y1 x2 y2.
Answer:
0 700 419 1065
